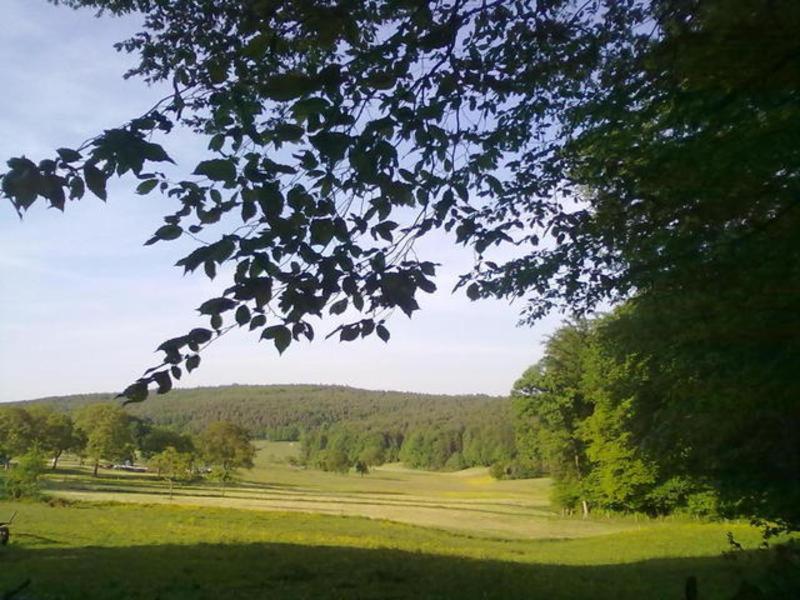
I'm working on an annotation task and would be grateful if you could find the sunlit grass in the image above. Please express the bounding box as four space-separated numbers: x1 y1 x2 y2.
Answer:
0 443 778 599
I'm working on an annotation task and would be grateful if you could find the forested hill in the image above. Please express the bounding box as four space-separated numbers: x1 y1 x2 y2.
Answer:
13 385 507 439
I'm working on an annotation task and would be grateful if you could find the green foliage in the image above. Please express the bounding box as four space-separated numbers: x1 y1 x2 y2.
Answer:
319 448 350 474
199 421 256 489
4 449 46 499
0 407 36 466
148 446 193 499
512 322 595 512
139 427 195 460
74 404 134 475
25 406 80 470
299 394 517 473
0 406 81 471
514 309 800 529
17 386 506 441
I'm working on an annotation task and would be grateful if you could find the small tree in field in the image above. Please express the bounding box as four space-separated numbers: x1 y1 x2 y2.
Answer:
199 422 255 496
322 449 351 474
149 446 193 499
354 460 369 477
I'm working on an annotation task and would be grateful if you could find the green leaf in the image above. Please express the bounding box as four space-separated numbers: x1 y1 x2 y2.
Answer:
262 73 317 101
189 328 213 344
235 304 251 326
84 165 107 201
194 159 236 183
153 371 172 395
155 224 182 241
241 200 257 222
291 97 330 121
339 324 360 342
261 325 291 354
273 123 305 142
310 218 335 246
136 179 159 195
364 72 396 90
310 132 351 163
141 142 174 164
329 298 348 315
208 62 228 84
57 148 82 163
120 382 148 404
198 297 237 315
376 324 390 343
186 354 201 373
69 177 85 200
249 314 267 330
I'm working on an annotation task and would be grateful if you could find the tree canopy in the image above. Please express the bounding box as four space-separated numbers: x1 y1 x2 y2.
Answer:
513 311 799 531
5 0 795 405
74 403 135 475
199 421 256 491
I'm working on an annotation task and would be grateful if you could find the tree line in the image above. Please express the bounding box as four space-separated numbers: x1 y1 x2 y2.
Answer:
512 304 799 532
299 401 537 478
0 403 255 498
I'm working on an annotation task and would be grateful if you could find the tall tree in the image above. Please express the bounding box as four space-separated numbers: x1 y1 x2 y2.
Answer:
74 404 135 476
199 421 255 495
26 406 80 470
512 322 594 515
139 427 195 460
0 408 36 469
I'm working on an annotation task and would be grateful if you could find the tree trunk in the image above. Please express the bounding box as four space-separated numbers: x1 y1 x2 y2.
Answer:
52 450 62 470
93 461 99 477
581 500 590 518
169 478 174 500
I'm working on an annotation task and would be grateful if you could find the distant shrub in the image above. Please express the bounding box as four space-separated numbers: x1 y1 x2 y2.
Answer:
683 490 720 519
489 460 543 480
646 478 720 518
489 462 506 479
321 449 350 474
444 452 466 471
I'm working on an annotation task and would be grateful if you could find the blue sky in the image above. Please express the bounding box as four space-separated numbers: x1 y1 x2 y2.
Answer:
0 0 561 402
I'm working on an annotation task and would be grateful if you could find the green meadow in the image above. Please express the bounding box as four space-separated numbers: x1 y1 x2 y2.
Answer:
0 442 778 599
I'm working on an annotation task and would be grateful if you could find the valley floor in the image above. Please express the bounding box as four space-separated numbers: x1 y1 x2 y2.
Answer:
0 443 777 599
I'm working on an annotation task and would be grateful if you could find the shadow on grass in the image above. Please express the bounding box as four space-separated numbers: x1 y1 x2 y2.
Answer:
0 541 772 600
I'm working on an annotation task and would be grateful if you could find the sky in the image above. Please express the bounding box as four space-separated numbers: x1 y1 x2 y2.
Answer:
0 0 562 402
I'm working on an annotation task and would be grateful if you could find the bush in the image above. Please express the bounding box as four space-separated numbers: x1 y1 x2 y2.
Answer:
4 449 46 499
321 449 350 474
444 452 466 471
489 460 543 480
683 490 720 518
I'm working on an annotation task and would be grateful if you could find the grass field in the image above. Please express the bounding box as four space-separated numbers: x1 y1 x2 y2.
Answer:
0 443 780 599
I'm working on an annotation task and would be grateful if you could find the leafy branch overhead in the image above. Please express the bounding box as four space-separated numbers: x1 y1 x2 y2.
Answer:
2 0 797 405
